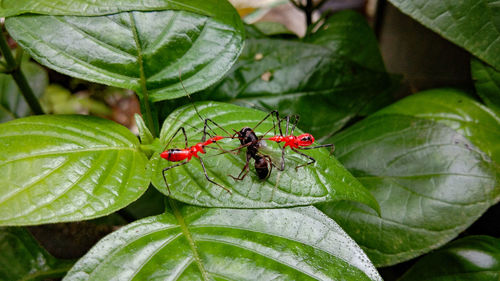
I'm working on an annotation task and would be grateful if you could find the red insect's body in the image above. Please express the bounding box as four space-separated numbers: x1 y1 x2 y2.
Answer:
160 136 225 162
268 133 315 149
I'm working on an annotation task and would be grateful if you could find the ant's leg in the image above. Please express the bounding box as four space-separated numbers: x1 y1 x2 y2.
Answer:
162 161 189 195
229 152 252 181
291 148 316 170
199 158 232 194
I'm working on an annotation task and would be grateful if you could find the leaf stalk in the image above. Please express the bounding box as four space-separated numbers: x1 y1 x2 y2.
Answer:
0 29 44 115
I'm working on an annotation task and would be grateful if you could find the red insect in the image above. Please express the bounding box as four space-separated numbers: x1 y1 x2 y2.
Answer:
263 114 335 170
160 119 232 194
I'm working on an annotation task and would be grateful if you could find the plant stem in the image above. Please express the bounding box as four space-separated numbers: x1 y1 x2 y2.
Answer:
305 0 313 26
0 30 44 115
129 13 158 137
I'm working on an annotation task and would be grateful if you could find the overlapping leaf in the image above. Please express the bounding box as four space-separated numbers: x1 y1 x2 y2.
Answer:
5 5 244 101
0 115 149 225
399 236 500 281
0 0 240 28
317 114 498 266
375 88 500 168
0 60 48 122
0 227 74 281
150 102 379 211
387 0 500 69
178 10 393 140
471 58 500 113
63 204 382 281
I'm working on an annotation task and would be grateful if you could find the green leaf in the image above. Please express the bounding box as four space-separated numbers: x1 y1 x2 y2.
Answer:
151 102 380 211
198 37 392 140
252 21 297 37
399 236 500 281
317 115 498 267
387 0 500 69
0 227 74 281
0 60 48 122
134 113 154 145
375 88 500 167
0 115 149 225
471 58 500 113
304 10 386 72
0 0 240 27
63 204 382 281
5 6 244 102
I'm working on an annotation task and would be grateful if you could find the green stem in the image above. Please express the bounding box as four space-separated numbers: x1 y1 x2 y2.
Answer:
129 13 158 137
0 30 44 115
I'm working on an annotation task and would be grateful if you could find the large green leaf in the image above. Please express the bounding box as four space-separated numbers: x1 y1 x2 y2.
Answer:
5 5 244 102
0 115 149 225
63 204 382 281
0 0 239 27
471 58 500 113
0 227 74 281
399 236 500 281
375 88 500 167
0 60 48 122
196 37 392 140
387 0 500 69
150 102 379 211
304 10 386 72
317 115 498 266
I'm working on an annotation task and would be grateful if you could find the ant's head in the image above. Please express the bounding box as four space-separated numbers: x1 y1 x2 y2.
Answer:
298 133 315 147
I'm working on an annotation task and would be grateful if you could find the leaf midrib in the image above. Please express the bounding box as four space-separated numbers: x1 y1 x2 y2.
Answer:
170 199 210 280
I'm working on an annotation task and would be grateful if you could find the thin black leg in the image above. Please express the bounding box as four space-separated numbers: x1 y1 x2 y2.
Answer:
162 160 189 194
162 126 188 152
199 158 231 194
299 143 335 154
291 148 316 170
229 152 252 181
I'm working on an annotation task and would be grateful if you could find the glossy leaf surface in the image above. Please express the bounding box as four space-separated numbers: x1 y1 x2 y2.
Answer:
150 102 379 211
63 204 382 281
0 227 74 281
387 0 500 69
5 6 244 101
0 60 48 122
472 58 500 113
304 10 385 72
169 11 393 140
0 0 239 27
375 88 500 167
318 115 498 266
399 236 500 281
0 115 149 225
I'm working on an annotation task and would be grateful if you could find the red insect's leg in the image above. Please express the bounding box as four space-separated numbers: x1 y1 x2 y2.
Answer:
199 158 231 194
162 126 188 152
162 160 188 195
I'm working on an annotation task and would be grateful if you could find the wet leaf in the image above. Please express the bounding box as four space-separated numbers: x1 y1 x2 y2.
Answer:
0 115 149 225
375 88 500 168
399 236 500 281
387 0 500 69
63 204 382 281
471 58 500 113
318 115 498 266
150 102 379 211
0 60 48 122
0 227 74 281
5 4 244 101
